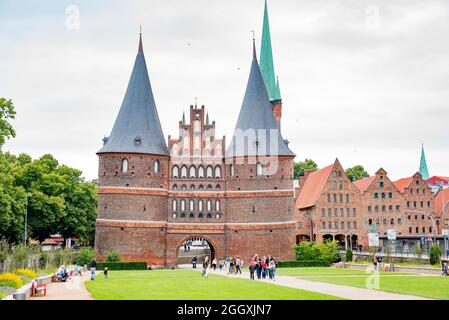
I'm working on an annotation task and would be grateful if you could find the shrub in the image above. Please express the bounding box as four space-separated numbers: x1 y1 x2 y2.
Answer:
15 268 38 279
429 244 442 265
11 244 29 269
96 262 147 270
0 273 24 288
277 260 331 268
316 241 341 264
75 247 96 266
294 241 320 260
345 249 353 262
38 252 48 269
105 250 121 263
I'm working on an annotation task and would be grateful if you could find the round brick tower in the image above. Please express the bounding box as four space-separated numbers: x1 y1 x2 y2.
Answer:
95 33 170 266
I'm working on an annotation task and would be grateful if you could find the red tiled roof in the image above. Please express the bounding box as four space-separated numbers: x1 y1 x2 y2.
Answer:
353 176 376 193
296 164 334 209
434 188 449 217
427 176 449 183
393 177 413 193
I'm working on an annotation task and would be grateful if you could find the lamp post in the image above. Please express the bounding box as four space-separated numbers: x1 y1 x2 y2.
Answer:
23 192 32 245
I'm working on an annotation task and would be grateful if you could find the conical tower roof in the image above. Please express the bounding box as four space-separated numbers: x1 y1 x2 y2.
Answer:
226 40 294 158
98 34 168 156
419 143 429 180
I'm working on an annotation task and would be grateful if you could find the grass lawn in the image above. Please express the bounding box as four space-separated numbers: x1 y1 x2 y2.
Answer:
349 260 441 269
85 270 342 300
276 267 411 277
294 274 449 300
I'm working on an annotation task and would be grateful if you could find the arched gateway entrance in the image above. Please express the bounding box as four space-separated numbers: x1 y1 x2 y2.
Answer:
176 237 215 268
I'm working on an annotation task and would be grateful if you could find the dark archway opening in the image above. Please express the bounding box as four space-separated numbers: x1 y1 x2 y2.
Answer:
176 237 215 268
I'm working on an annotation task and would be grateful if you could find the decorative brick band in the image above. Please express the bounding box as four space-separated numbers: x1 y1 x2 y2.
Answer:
98 186 294 198
96 218 296 231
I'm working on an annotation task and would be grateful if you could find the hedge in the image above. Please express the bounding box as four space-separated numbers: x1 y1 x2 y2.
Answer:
96 262 147 270
276 260 331 268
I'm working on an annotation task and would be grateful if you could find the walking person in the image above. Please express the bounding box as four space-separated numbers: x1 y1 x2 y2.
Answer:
90 259 97 281
218 258 223 271
261 257 267 279
376 254 382 271
249 264 255 280
212 257 217 271
236 256 242 274
442 262 448 276
192 256 198 269
256 258 262 279
229 258 235 274
104 267 108 280
268 258 276 281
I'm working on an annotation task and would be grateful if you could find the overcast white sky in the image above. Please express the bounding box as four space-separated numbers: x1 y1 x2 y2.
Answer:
1 0 448 181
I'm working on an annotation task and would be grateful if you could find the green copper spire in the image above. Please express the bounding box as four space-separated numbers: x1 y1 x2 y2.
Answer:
260 0 281 101
206 112 210 126
182 111 186 124
419 143 430 180
275 76 282 100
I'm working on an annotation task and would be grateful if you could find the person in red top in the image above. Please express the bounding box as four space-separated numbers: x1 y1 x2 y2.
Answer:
261 258 268 279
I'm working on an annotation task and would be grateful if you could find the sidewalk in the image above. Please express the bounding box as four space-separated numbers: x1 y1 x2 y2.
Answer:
32 272 94 300
208 269 431 300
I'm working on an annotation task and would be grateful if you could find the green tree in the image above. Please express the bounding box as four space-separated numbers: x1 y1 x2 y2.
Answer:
294 159 318 179
346 165 369 182
429 244 441 265
0 98 16 148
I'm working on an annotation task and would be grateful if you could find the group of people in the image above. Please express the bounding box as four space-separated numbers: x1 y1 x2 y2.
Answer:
249 255 277 281
194 254 278 281
372 253 383 271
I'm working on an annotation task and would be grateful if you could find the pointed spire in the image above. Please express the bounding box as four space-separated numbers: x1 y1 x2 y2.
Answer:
275 76 282 100
206 112 210 126
260 0 280 101
138 25 143 53
419 142 430 180
226 41 294 158
182 111 186 124
194 97 198 109
252 30 257 60
98 33 168 156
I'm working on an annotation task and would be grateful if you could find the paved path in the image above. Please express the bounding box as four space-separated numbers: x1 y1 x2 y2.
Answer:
207 269 431 300
32 272 94 300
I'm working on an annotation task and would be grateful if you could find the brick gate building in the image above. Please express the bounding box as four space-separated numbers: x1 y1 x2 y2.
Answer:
94 3 296 267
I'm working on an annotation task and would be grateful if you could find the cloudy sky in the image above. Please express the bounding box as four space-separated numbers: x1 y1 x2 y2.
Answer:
1 0 448 181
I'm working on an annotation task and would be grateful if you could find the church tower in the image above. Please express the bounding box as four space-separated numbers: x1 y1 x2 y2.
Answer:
260 0 283 130
419 143 430 180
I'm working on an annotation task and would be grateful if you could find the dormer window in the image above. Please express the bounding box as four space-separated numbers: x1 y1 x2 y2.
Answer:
134 137 142 145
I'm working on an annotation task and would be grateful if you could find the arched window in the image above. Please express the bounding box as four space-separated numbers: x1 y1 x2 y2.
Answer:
190 185 195 190
153 160 160 174
206 166 213 179
215 185 220 190
173 184 178 191
199 185 204 190
214 166 221 179
322 221 326 228
122 158 129 173
215 200 220 212
207 185 212 190
181 166 188 179
341 221 344 229
172 166 179 179
189 199 194 211
230 164 235 177
256 162 263 176
198 200 203 212
198 166 205 179
172 200 177 212
207 200 212 211
181 200 186 211
181 184 187 191
189 166 196 179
